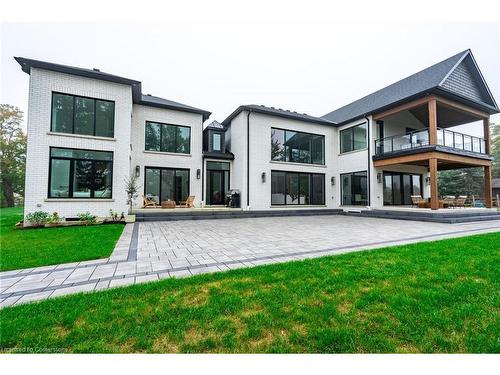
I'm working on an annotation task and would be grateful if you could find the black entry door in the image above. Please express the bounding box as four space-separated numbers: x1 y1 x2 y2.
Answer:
208 170 225 205
383 172 422 205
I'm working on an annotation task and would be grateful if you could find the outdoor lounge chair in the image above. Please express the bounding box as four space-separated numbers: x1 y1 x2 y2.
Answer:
143 195 158 208
442 195 456 208
455 195 467 208
180 195 195 208
410 195 426 208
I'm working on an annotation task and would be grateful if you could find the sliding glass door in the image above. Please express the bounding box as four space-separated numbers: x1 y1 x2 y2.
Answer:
383 172 422 205
145 167 189 204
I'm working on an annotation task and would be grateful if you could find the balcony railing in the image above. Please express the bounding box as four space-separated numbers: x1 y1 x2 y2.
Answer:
374 127 486 156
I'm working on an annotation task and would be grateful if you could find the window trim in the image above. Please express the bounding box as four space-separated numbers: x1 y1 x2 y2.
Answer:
339 122 367 154
143 166 190 204
144 121 191 154
340 170 368 206
48 146 114 199
270 170 325 206
50 91 115 138
271 127 325 165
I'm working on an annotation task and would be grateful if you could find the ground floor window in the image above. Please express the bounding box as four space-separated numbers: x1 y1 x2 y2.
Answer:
271 171 325 205
341 171 368 206
144 167 189 204
383 172 422 205
206 161 230 205
49 147 113 198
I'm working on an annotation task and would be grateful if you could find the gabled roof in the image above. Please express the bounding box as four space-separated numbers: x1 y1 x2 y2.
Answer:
139 94 211 121
222 104 335 126
204 120 226 131
14 57 211 120
323 50 499 125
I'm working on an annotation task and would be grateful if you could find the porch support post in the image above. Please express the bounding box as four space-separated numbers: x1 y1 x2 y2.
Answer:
429 158 439 210
428 98 438 145
483 117 491 155
484 165 493 208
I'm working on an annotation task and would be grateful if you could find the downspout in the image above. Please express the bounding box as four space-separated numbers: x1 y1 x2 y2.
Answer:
246 110 252 209
364 115 371 207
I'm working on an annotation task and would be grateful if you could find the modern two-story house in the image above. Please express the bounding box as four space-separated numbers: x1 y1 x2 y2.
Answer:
15 49 498 221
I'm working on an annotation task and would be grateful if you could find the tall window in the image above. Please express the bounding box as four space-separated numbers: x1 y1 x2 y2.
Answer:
340 123 367 153
271 171 325 205
49 147 113 198
145 122 191 154
144 167 190 204
212 133 222 151
341 171 367 206
271 128 324 165
51 92 114 137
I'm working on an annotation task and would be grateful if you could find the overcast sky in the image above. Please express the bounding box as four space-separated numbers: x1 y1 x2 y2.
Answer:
1 22 499 136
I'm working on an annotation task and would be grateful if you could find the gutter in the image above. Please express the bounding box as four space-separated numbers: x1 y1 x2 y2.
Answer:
365 115 371 207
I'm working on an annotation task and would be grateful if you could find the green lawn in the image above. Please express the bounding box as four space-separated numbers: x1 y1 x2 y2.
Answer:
0 207 125 272
1 232 499 353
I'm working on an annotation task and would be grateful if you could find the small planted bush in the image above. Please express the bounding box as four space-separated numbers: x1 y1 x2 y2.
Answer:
77 211 97 226
47 212 63 224
25 211 50 227
109 209 124 223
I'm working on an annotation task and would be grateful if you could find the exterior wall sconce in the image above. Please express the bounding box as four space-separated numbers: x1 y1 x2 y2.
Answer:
196 169 201 179
261 172 266 183
330 176 335 186
135 165 140 177
377 172 383 183
425 177 431 185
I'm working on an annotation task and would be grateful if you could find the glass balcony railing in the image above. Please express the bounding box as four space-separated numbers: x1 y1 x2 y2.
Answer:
374 127 486 156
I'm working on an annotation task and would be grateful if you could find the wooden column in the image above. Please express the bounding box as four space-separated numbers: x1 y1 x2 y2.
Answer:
485 165 492 208
428 98 438 145
429 158 439 210
483 117 491 155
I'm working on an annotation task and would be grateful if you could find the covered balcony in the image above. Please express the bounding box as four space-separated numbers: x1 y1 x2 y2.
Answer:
372 95 494 210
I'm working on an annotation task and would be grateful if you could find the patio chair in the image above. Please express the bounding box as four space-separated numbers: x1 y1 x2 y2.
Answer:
179 195 195 208
455 195 467 208
442 195 456 209
143 195 158 208
410 195 426 208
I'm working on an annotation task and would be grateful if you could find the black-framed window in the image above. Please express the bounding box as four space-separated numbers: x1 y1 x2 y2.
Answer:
383 172 422 205
341 171 367 206
271 128 325 165
340 123 367 153
271 171 325 205
212 132 222 152
51 92 115 137
144 167 190 204
145 122 191 154
48 147 113 199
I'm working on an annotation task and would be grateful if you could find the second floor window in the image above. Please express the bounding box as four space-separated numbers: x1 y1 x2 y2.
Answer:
212 133 222 151
340 123 367 153
51 92 115 137
271 128 325 165
145 122 191 154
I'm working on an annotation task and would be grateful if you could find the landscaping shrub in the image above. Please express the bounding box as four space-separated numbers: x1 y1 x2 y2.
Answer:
25 211 50 227
77 211 97 226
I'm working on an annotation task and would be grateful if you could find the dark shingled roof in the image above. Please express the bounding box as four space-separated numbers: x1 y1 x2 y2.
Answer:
14 57 211 120
323 50 499 125
222 104 335 126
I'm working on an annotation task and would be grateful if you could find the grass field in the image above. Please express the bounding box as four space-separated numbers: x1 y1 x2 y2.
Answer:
1 231 499 353
0 207 124 272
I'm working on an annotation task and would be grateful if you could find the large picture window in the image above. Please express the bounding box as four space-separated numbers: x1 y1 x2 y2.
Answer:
340 123 367 153
145 122 191 154
48 147 113 199
51 92 115 137
271 171 325 205
341 171 368 206
271 128 324 165
144 167 190 204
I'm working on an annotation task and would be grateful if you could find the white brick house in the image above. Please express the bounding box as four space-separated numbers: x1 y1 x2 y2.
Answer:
16 49 498 221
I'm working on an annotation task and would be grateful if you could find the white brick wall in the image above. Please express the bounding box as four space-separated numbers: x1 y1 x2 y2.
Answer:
24 68 132 218
130 104 204 208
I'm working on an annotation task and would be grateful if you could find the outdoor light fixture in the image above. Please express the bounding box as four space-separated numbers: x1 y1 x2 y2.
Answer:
196 169 201 179
135 165 140 177
425 177 431 185
377 173 383 183
261 172 266 183
331 176 335 186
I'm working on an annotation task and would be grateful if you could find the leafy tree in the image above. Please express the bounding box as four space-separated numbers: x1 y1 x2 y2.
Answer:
438 168 484 197
0 105 26 207
491 122 500 178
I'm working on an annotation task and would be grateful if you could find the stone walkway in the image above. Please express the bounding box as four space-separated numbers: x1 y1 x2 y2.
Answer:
1 216 498 308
